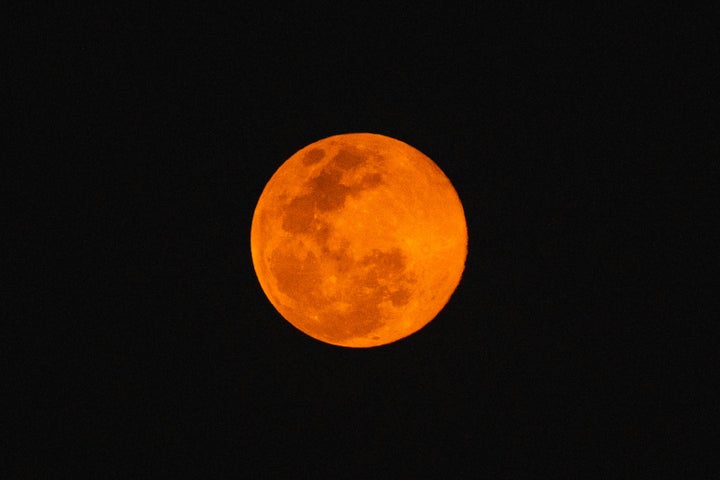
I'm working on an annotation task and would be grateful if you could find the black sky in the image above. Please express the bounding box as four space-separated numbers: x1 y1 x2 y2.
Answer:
7 2 717 477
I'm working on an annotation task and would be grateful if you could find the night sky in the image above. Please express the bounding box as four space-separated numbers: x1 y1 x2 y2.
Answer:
9 3 716 477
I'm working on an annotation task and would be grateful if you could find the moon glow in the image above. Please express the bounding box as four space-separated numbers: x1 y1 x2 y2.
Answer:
251 133 467 348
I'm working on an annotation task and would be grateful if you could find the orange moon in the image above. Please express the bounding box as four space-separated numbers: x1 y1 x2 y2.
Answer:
251 133 467 348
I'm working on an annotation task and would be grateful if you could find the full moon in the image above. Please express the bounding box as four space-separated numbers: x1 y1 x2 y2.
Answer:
251 133 467 347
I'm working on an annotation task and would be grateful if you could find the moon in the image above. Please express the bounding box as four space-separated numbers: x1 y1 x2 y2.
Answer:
251 133 467 348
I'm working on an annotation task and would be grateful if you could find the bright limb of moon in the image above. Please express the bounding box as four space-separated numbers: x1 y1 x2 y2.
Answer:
251 133 467 348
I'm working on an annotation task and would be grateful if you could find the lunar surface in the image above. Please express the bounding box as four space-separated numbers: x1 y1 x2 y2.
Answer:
251 133 467 347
